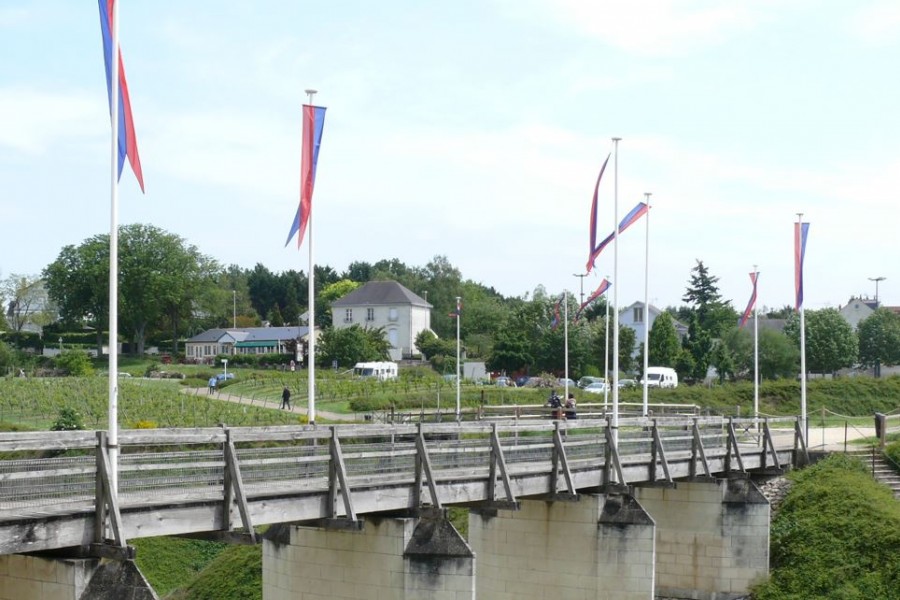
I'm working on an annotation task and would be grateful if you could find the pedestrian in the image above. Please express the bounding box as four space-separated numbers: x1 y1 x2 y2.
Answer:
208 376 217 395
547 390 563 420
565 393 577 420
281 386 292 410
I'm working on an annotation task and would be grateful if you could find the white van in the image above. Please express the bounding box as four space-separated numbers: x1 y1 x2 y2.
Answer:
642 366 678 389
353 361 398 381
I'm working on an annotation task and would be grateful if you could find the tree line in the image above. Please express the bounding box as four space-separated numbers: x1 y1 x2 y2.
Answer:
2 224 898 381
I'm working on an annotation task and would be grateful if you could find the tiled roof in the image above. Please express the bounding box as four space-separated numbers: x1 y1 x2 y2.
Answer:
331 280 431 308
187 326 310 343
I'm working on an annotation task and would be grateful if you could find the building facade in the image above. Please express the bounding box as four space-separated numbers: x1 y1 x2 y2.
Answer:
331 281 432 361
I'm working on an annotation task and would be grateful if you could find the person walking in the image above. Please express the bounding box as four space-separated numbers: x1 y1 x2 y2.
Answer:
208 376 217 395
281 386 292 410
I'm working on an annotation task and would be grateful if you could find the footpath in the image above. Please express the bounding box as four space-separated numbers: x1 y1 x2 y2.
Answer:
184 387 359 422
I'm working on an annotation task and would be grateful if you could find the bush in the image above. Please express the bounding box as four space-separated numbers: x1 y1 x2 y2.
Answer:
55 351 94 377
885 440 900 468
51 407 85 431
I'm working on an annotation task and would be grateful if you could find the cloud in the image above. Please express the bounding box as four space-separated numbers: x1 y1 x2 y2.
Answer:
495 0 776 55
0 87 102 154
849 1 900 45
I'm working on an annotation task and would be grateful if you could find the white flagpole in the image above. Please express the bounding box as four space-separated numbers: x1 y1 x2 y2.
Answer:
642 192 651 417
797 213 807 443
455 296 461 421
611 137 621 449
564 290 570 400
604 277 610 412
107 0 121 497
753 266 759 433
305 89 317 425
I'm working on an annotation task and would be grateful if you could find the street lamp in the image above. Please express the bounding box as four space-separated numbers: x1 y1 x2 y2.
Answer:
232 290 237 329
573 273 587 307
869 276 886 306
221 358 228 380
59 337 63 351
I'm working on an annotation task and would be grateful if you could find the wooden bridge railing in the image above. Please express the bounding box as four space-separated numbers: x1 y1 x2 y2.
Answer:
0 415 804 557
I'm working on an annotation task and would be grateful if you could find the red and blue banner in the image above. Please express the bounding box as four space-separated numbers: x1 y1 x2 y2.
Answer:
550 294 564 330
586 153 611 273
98 0 144 192
285 104 327 248
794 222 809 310
587 201 649 268
576 278 610 320
739 271 758 329
449 297 462 319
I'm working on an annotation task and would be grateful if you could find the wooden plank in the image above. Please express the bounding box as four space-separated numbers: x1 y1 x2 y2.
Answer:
224 430 256 543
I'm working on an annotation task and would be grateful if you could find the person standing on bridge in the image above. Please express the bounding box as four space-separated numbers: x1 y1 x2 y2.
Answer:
565 393 577 420
281 386 292 410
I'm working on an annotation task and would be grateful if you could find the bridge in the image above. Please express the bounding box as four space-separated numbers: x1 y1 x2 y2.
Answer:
0 415 807 600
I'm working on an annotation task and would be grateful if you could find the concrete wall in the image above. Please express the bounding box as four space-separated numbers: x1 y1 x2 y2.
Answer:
0 555 157 600
635 479 769 600
468 496 656 600
263 514 474 600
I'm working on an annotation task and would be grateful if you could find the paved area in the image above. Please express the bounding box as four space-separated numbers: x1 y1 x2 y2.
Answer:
184 387 360 421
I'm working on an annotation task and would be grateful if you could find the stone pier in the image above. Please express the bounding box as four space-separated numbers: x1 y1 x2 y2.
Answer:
0 554 157 600
262 511 475 599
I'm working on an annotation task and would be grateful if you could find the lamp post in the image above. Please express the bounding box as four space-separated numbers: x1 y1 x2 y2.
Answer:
221 358 228 380
869 276 886 306
573 273 587 307
59 337 63 352
232 290 237 328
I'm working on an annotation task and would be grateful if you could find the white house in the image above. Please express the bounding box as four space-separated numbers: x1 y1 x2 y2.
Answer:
331 281 432 361
618 301 688 356
839 297 879 329
184 326 315 364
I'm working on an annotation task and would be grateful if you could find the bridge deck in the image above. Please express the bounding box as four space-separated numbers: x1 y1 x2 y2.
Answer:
0 416 802 555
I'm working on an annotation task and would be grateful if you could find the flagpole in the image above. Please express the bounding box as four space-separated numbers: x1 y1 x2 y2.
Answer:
455 295 461 421
305 88 317 425
611 137 621 450
564 290 570 400
107 0 121 498
797 213 807 444
642 192 651 417
753 265 759 433
604 276 610 413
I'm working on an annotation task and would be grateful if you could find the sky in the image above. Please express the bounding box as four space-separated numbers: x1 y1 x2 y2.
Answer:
2 0 900 313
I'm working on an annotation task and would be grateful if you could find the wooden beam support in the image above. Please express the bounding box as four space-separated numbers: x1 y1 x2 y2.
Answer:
794 419 810 466
415 423 442 509
94 431 126 549
650 420 673 485
329 428 358 521
761 419 782 472
490 424 516 503
224 428 257 544
551 423 575 495
725 418 746 474
691 419 712 479
602 421 627 489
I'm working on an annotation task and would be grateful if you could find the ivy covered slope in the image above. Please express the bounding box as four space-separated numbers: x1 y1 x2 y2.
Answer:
753 454 900 600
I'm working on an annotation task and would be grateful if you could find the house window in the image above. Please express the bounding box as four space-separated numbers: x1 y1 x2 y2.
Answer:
388 308 398 322
344 308 353 323
633 307 644 323
366 308 375 321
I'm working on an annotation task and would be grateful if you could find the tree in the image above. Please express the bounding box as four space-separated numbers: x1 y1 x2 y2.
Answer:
682 260 736 336
45 225 216 356
1 274 54 337
44 237 111 355
784 308 858 374
648 312 680 367
317 325 390 367
858 308 900 375
487 330 532 374
758 329 799 380
118 224 215 356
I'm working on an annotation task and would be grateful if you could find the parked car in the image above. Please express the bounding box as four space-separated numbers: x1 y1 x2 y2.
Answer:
494 376 515 387
617 378 636 389
583 382 608 394
578 376 606 389
641 367 678 389
557 378 577 389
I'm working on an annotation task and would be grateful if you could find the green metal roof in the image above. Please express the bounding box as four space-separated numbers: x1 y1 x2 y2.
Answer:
235 341 277 348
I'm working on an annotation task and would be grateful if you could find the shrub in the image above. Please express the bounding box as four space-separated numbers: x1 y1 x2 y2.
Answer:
133 420 158 429
885 440 900 468
51 407 85 431
55 351 94 377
